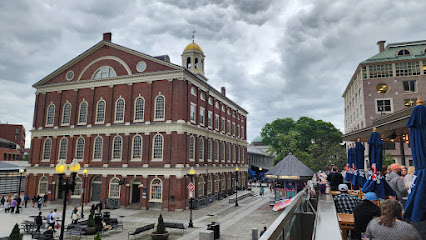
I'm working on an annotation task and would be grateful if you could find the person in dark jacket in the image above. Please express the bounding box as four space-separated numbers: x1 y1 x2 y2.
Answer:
32 195 37 207
352 192 381 240
24 194 29 208
35 211 43 233
43 226 54 240
327 166 343 191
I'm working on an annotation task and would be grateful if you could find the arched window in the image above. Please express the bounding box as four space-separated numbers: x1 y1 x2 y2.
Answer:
150 178 163 201
153 134 163 159
46 104 55 126
200 93 205 101
62 102 71 125
93 137 103 160
199 137 204 161
42 138 52 160
75 137 85 160
154 96 165 120
207 139 211 161
195 58 199 69
109 178 120 198
115 98 125 122
189 136 195 161
59 138 68 160
186 57 191 68
94 66 116 79
198 176 204 197
397 49 411 56
132 135 142 160
215 102 219 109
112 136 122 160
78 101 88 124
207 175 212 195
134 97 145 121
96 100 106 123
38 176 48 195
73 177 82 195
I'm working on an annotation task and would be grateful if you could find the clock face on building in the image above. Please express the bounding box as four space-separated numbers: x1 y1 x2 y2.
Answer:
66 71 74 81
136 61 147 72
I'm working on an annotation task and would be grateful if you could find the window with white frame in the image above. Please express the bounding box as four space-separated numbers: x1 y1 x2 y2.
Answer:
46 104 55 126
112 136 122 160
190 103 196 122
227 175 232 190
403 80 417 92
241 126 244 138
237 124 240 138
227 143 231 162
200 93 205 101
198 176 204 196
215 102 219 109
38 177 48 195
221 142 225 162
78 101 88 124
376 99 393 113
207 139 211 161
233 145 236 162
221 118 225 133
132 135 142 159
369 64 393 78
397 49 411 56
59 138 68 160
62 102 71 125
73 177 82 195
190 87 196 96
94 66 116 79
154 96 165 120
75 137 85 160
199 108 205 125
396 62 420 76
134 97 145 121
153 134 163 159
115 98 125 122
189 136 195 160
215 140 219 161
199 137 204 161
215 115 219 130
150 178 162 201
221 106 225 112
232 123 235 136
96 100 106 123
93 137 103 160
207 111 212 128
208 97 213 105
207 175 212 195
227 120 231 134
109 178 120 198
214 175 219 193
43 138 52 160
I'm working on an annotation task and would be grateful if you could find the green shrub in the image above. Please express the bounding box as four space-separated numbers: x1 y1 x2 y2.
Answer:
93 232 101 240
156 214 166 234
9 223 23 240
87 211 96 228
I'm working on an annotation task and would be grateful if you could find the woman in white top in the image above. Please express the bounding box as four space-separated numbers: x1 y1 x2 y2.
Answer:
404 166 415 193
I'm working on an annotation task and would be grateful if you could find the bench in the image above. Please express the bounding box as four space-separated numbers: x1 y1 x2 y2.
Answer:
101 219 123 235
31 232 54 240
128 223 155 240
164 222 186 234
65 224 87 239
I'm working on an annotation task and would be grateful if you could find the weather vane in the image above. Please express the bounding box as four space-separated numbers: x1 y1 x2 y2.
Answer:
192 30 196 43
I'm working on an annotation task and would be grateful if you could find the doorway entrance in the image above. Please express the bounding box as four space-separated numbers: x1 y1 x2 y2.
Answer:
91 176 102 202
130 178 141 204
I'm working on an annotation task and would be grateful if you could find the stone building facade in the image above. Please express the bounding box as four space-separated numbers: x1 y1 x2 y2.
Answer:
26 33 248 211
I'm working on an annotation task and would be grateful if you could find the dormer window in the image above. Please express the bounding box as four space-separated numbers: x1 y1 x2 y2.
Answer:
94 66 117 79
397 49 411 56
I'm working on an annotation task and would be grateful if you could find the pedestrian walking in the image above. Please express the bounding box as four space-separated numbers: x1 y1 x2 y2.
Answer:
38 196 43 210
50 209 58 231
260 187 265 197
32 195 37 207
24 194 29 208
10 198 17 213
0 196 5 209
15 195 22 213
35 211 43 233
43 194 48 207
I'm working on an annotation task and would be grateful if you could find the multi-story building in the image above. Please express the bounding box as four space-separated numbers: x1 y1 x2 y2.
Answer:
342 40 426 166
0 124 26 160
26 33 248 211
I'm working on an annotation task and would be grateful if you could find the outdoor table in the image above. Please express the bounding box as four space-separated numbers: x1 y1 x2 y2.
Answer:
337 213 354 240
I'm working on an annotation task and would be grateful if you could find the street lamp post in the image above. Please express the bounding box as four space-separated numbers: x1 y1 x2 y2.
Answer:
56 159 80 240
16 168 24 213
187 167 195 228
235 166 239 207
259 167 262 188
80 168 88 218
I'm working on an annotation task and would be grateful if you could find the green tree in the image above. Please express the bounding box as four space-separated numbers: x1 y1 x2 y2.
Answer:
261 117 345 171
383 153 395 167
156 214 166 234
9 224 23 240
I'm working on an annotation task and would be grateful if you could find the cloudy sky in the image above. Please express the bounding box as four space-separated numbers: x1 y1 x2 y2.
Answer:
1 0 426 148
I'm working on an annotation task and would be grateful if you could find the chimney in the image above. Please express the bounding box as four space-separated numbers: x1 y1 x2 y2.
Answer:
221 87 226 96
377 40 385 53
103 32 112 41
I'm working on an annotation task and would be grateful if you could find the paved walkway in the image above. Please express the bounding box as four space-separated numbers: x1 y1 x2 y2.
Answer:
0 187 278 239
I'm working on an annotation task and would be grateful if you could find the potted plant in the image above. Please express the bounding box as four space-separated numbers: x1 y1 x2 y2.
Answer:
86 211 97 235
9 224 23 240
151 214 169 240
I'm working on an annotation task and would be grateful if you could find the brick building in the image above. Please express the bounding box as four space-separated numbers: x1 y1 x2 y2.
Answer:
26 33 248 211
0 124 26 160
342 40 426 167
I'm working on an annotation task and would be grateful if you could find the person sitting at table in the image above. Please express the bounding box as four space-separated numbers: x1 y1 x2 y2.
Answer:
334 184 360 214
327 166 343 191
101 220 111 231
365 199 421 240
352 192 381 240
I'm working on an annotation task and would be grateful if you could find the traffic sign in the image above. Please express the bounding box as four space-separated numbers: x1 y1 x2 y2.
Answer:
187 182 195 191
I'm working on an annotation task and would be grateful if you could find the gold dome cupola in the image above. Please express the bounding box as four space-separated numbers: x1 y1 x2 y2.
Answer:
182 31 206 79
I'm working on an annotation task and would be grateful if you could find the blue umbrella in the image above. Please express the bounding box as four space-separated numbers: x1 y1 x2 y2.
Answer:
352 141 366 188
345 148 354 182
362 129 396 199
403 100 426 222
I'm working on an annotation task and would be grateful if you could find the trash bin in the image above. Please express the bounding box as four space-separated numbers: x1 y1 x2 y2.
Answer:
207 222 220 239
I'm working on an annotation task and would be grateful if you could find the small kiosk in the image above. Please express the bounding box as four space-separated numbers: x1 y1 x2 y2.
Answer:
265 153 314 205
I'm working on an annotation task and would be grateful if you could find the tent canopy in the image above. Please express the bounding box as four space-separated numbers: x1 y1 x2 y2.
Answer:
265 153 314 180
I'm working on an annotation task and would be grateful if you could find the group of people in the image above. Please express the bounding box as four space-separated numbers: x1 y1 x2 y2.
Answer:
0 195 22 213
32 194 49 210
326 164 421 240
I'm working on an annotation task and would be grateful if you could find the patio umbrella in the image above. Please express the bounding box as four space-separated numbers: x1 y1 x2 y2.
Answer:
345 147 354 182
352 140 366 188
362 128 396 199
403 99 426 222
